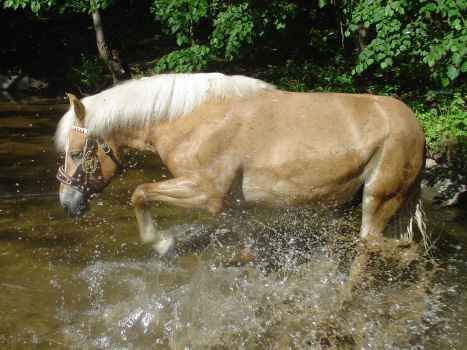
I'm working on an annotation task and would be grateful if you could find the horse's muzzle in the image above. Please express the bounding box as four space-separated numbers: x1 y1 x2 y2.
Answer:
60 186 90 217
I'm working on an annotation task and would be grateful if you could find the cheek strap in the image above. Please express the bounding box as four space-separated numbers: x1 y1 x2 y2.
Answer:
95 136 124 173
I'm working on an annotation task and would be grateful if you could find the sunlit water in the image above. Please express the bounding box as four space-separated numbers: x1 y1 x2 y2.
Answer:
0 96 465 349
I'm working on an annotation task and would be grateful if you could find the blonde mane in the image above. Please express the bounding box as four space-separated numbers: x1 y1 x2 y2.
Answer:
55 72 275 151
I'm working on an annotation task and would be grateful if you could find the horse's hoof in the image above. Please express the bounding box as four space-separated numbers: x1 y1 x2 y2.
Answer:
154 236 175 257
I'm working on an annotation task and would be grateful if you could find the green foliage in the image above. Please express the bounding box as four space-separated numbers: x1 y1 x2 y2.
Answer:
210 2 254 60
258 56 356 93
344 0 466 87
2 0 115 14
150 0 207 46
416 92 467 146
151 0 296 72
154 45 211 73
70 54 109 92
413 92 466 165
3 0 55 13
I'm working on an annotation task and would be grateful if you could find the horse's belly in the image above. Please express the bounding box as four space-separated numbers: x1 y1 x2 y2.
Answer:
241 166 364 208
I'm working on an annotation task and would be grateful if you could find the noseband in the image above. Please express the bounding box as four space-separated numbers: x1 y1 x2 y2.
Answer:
57 127 124 195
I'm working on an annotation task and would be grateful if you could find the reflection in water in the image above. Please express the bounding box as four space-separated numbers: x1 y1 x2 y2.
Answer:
0 97 465 349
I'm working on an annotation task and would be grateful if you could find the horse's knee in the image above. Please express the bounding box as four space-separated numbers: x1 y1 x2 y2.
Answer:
131 185 148 208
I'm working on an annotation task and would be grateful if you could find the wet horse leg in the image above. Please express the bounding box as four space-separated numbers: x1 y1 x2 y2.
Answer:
342 154 413 299
130 176 222 257
341 193 407 303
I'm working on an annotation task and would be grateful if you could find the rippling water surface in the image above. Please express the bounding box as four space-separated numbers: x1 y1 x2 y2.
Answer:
0 97 465 349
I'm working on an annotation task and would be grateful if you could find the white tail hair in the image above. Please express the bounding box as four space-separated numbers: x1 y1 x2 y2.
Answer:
395 177 431 252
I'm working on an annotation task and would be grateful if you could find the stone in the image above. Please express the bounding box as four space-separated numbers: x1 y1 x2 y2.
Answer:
422 159 467 207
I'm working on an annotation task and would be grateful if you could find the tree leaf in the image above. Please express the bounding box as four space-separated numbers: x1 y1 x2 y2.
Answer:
452 52 461 65
446 65 459 80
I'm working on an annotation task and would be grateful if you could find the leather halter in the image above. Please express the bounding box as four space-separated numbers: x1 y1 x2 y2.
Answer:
56 128 124 195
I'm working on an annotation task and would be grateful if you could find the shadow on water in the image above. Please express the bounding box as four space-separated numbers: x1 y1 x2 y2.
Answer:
0 97 465 349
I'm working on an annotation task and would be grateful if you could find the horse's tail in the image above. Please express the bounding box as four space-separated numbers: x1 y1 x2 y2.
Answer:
395 175 431 252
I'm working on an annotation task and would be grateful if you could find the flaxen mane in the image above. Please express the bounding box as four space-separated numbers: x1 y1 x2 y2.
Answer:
55 73 275 151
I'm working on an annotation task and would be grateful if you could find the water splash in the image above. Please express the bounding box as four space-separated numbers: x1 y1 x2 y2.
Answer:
53 212 453 350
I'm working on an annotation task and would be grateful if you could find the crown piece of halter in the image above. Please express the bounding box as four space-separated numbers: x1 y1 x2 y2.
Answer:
71 126 88 134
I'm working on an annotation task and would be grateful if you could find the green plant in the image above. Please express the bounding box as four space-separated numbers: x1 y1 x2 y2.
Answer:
210 2 254 60
70 54 109 92
257 56 356 93
413 92 466 167
150 0 207 47
151 0 296 72
154 45 211 73
344 0 466 87
3 0 115 14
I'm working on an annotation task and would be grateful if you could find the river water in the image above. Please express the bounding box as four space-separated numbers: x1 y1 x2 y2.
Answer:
0 96 465 349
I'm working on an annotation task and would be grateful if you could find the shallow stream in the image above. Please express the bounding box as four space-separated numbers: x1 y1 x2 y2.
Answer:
0 96 465 349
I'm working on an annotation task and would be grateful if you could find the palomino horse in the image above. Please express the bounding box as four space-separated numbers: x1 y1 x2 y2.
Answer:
56 73 427 258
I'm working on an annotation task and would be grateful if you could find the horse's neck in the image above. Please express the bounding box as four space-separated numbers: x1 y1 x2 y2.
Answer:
109 125 157 154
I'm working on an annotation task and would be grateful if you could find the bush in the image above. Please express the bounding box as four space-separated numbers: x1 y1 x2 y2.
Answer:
69 54 110 93
154 45 211 73
345 0 466 87
413 92 466 169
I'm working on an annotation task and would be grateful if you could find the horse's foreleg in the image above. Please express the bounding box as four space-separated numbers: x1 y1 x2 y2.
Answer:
133 204 175 256
130 177 221 256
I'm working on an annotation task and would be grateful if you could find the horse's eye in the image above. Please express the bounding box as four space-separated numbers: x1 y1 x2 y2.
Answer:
69 150 83 160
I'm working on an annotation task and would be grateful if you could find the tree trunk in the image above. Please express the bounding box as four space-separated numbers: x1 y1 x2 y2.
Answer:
91 3 130 84
354 22 371 51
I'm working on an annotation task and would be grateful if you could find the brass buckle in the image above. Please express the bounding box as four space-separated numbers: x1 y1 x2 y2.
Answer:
82 155 98 174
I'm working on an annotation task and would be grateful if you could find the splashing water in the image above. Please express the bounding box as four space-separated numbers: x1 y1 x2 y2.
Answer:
47 210 449 350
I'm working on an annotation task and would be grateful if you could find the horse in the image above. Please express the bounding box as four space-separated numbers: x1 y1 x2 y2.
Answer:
55 73 427 261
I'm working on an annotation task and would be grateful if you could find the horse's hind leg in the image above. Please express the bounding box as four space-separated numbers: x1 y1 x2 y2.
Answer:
343 154 419 299
359 192 406 239
341 193 407 301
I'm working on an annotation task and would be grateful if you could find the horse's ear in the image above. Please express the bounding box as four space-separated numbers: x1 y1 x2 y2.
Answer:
66 93 86 122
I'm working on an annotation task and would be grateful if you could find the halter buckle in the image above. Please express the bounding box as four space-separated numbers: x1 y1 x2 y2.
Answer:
82 156 98 173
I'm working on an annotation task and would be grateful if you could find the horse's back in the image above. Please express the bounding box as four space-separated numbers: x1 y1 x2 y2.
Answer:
233 90 424 207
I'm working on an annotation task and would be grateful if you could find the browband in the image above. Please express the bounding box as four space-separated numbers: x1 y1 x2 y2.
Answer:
71 126 88 134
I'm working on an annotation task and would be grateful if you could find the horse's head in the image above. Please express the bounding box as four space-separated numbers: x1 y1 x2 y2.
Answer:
57 94 124 217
